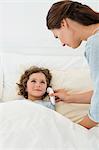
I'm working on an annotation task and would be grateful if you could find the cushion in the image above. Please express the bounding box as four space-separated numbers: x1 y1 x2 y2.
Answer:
3 64 93 122
51 68 93 92
1 53 91 101
18 66 93 93
56 102 89 123
51 68 92 123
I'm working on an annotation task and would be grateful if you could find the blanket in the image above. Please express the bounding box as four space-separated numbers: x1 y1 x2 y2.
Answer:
0 100 99 150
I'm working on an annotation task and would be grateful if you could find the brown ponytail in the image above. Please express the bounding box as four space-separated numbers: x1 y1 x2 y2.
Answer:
46 0 99 29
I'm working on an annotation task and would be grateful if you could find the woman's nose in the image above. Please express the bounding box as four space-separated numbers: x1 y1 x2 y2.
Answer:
61 41 66 46
62 43 66 46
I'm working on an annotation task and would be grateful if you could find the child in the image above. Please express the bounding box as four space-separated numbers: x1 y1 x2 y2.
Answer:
17 66 55 110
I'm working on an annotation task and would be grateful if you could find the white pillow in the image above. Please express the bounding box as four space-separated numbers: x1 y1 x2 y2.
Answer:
2 53 90 101
0 57 3 101
51 68 93 92
51 69 93 123
2 62 93 101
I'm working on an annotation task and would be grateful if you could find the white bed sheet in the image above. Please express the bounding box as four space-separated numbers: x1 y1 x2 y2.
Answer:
0 100 99 150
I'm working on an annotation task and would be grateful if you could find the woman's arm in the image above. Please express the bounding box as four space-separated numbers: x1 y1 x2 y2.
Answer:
52 89 93 104
67 90 93 104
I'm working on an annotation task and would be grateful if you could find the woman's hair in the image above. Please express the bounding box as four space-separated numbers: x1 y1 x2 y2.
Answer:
17 66 52 99
46 0 99 29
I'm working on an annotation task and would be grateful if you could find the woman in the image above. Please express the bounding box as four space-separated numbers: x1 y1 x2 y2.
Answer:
46 0 99 129
17 66 55 110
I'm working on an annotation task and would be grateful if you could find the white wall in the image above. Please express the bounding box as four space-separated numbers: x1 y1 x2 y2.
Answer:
0 0 99 56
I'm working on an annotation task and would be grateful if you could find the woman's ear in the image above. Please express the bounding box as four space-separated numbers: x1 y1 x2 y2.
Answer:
61 18 70 28
61 19 68 28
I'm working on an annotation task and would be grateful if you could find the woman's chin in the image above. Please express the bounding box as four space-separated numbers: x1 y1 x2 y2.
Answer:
71 41 82 49
72 43 81 49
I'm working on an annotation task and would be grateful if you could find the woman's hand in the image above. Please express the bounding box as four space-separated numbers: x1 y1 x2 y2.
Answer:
78 115 98 129
50 89 93 104
50 89 71 103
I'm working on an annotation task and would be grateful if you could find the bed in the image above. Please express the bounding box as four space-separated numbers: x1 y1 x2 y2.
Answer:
0 52 99 150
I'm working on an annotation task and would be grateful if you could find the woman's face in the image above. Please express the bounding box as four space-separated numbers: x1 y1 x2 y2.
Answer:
26 72 47 100
52 19 82 48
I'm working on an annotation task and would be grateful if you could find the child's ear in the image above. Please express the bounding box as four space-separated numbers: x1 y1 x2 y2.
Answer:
25 87 28 92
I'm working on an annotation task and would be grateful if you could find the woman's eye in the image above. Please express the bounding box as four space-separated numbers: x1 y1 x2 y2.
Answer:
55 36 58 39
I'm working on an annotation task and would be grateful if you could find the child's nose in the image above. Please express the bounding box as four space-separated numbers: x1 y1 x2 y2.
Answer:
36 82 41 87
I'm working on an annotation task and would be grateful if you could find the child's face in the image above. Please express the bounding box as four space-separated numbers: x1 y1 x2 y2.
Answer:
26 72 47 100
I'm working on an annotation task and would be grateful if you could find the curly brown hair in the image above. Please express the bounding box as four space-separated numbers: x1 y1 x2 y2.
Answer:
17 66 52 99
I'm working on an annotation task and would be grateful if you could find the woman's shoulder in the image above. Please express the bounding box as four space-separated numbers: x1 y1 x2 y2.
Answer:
86 32 99 53
87 32 99 46
85 32 99 60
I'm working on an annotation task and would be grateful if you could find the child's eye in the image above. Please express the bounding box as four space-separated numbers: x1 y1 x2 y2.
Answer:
31 80 36 83
41 81 45 84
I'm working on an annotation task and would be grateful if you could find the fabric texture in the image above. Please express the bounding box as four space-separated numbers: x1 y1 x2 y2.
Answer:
56 102 89 123
32 99 55 110
85 31 99 122
0 100 99 150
